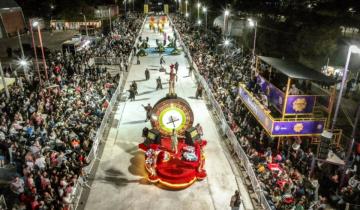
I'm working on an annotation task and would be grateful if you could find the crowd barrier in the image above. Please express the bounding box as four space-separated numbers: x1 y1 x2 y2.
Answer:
70 15 148 210
94 57 122 65
168 16 273 210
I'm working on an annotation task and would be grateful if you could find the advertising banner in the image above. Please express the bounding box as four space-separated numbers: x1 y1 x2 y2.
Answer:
144 4 149 14
164 4 169 14
239 85 273 133
285 95 315 114
272 120 325 136
257 76 284 112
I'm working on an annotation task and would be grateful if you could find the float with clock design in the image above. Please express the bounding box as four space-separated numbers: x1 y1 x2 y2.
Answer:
138 80 207 189
150 96 194 137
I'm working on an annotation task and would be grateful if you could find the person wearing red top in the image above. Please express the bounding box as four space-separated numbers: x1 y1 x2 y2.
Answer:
102 99 109 110
71 139 80 149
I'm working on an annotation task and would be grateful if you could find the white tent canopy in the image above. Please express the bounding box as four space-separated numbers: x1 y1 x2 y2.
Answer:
0 77 15 92
213 15 247 37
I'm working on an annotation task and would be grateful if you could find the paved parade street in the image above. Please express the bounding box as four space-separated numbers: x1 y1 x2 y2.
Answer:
2 0 360 209
80 17 252 210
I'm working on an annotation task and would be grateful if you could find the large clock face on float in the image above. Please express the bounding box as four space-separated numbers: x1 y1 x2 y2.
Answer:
151 98 194 136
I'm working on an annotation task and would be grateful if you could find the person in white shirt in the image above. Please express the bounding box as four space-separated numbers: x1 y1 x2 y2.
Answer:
35 156 46 170
10 176 24 195
289 84 300 95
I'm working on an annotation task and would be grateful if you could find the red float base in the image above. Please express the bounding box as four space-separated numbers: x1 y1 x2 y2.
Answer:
139 137 207 189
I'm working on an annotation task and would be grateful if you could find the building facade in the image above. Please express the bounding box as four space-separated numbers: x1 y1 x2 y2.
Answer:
0 0 26 38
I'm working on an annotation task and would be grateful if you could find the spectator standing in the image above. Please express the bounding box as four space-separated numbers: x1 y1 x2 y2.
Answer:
131 81 138 95
195 123 203 137
175 61 179 74
128 86 136 101
137 54 140 65
289 84 300 95
160 56 166 69
125 62 129 72
188 66 193 77
142 104 152 122
196 84 203 99
156 76 163 90
230 190 242 210
145 68 150 80
10 176 25 195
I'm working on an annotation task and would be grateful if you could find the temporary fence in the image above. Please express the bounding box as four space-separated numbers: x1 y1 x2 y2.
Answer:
168 16 273 210
94 57 122 65
70 15 148 210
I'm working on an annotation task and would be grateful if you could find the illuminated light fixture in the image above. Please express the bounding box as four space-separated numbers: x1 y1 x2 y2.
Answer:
19 59 28 67
32 21 39 27
248 18 255 27
350 45 360 54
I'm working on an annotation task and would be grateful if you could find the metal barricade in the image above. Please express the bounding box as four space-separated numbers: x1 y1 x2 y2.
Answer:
168 15 273 210
94 57 121 65
70 15 148 210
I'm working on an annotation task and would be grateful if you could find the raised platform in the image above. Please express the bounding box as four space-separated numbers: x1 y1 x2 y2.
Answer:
139 137 207 189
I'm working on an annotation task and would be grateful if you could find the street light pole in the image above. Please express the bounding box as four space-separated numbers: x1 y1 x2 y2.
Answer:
248 18 257 64
124 0 127 18
17 29 29 81
253 22 257 62
331 45 360 131
34 22 48 82
197 2 200 21
82 14 89 37
185 0 188 16
224 39 230 58
202 7 207 30
224 10 229 37
109 8 112 32
17 30 24 59
29 20 42 85
340 103 360 187
0 62 10 98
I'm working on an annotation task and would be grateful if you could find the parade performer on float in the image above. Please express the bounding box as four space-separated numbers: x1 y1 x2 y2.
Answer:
171 129 178 154
169 66 176 96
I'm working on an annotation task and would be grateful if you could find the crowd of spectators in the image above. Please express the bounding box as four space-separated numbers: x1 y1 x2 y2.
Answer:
0 14 143 210
171 15 360 210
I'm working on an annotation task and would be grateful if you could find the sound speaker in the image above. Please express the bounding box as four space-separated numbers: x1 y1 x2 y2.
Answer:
317 131 332 160
185 127 200 146
147 129 161 145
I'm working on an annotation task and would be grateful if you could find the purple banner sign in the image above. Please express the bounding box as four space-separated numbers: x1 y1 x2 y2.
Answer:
272 120 325 136
239 85 273 133
285 96 316 114
257 76 284 112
